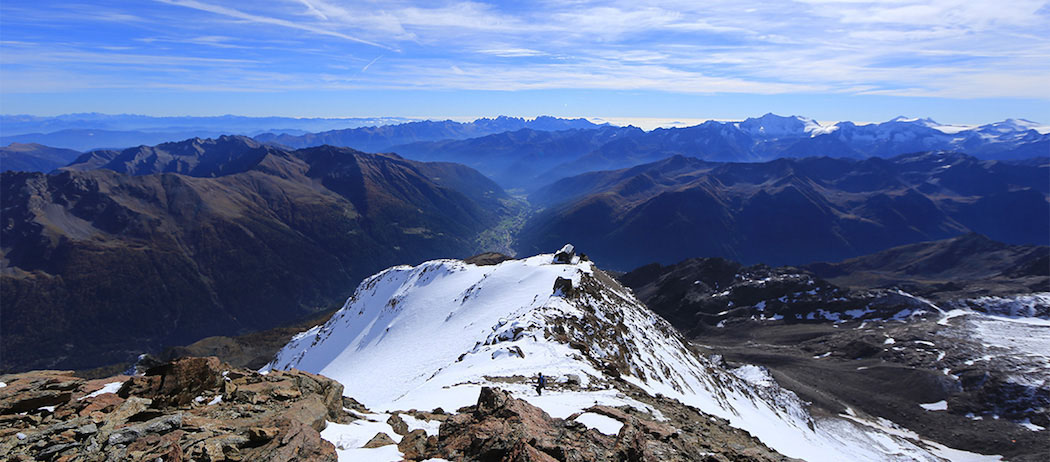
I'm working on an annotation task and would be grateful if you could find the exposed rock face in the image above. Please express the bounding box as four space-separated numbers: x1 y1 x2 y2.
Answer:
0 357 346 461
553 276 575 296
432 386 791 462
464 252 514 266
1 358 799 461
553 243 575 264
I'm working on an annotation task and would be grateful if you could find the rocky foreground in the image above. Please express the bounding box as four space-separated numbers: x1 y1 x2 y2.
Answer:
0 356 792 461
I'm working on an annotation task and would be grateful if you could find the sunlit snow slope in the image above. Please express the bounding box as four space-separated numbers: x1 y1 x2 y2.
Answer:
268 251 997 461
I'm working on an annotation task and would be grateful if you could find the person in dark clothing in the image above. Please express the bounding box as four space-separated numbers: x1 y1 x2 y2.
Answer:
536 373 546 396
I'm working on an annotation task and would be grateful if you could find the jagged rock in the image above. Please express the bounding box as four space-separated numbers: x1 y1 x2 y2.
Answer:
397 428 431 460
504 439 559 462
248 426 279 442
242 417 336 461
77 393 124 418
565 374 581 387
387 413 409 435
119 356 226 407
107 413 182 446
342 396 367 413
362 431 397 448
465 252 513 266
0 357 339 462
553 244 575 264
553 277 574 296
440 387 611 461
434 386 791 462
0 371 82 414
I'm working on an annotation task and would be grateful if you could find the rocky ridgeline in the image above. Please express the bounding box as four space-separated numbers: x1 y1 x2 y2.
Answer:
433 386 790 462
0 357 347 461
621 258 938 336
1 357 792 461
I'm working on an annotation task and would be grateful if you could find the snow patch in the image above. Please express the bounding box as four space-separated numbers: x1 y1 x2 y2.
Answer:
79 381 125 400
574 412 625 435
919 400 948 411
321 413 403 462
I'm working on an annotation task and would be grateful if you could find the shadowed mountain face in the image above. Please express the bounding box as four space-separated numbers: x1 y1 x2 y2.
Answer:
517 152 1049 269
1 143 81 173
0 136 510 372
387 126 639 190
621 234 1049 333
617 235 1050 460
805 232 1050 290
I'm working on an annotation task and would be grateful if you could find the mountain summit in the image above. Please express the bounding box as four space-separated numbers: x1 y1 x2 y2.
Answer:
267 247 991 461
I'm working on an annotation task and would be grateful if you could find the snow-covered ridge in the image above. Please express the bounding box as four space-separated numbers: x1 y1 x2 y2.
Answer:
732 113 1050 140
268 250 998 461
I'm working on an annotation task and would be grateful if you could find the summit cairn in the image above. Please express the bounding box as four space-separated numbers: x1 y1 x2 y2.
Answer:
553 244 575 264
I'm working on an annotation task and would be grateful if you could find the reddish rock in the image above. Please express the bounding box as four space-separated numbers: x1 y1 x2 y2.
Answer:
362 431 397 448
77 393 125 416
0 371 82 414
387 413 409 435
120 357 227 407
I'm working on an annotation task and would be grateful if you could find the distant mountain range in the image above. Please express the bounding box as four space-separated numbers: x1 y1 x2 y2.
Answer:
0 115 600 152
518 152 1049 269
0 113 414 137
0 135 510 372
2 118 1047 370
384 115 1049 190
253 115 603 152
4 114 1045 179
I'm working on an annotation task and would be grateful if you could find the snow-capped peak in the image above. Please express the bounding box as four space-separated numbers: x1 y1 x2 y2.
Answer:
888 116 939 125
738 113 831 138
978 118 1047 134
267 249 997 462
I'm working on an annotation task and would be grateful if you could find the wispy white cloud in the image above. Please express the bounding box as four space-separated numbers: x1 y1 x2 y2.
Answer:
2 0 1048 102
477 48 546 57
154 0 397 50
361 55 381 72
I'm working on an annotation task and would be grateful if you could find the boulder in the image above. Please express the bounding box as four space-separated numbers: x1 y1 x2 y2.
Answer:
119 357 226 407
397 429 430 460
387 413 409 435
0 357 341 462
0 371 82 414
362 431 396 448
553 277 574 297
439 387 610 461
553 244 575 264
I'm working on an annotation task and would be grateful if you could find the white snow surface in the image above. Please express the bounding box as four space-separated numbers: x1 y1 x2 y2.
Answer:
919 400 948 411
269 252 993 462
321 411 403 462
574 412 625 435
78 381 125 401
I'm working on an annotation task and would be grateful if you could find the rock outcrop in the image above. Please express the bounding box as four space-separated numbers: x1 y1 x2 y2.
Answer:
0 357 348 461
1 358 799 461
431 386 791 462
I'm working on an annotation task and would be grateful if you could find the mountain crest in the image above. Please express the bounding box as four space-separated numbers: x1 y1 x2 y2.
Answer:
266 248 982 461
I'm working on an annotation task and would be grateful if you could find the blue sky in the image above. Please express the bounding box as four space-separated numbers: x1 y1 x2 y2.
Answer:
1 0 1048 124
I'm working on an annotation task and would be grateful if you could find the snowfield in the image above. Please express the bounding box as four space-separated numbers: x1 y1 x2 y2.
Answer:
268 251 1001 461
